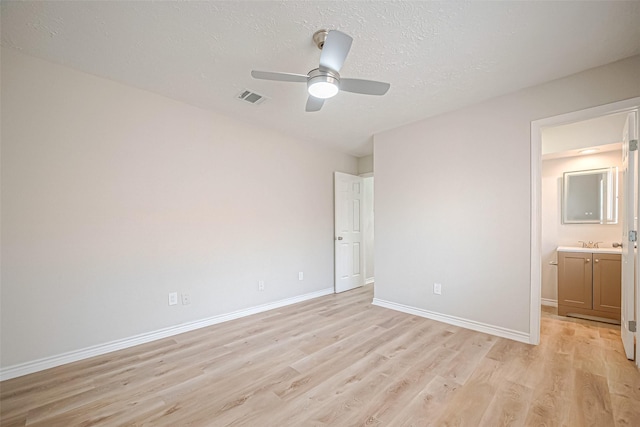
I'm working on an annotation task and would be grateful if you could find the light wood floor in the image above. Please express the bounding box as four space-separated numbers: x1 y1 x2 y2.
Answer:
1 285 639 426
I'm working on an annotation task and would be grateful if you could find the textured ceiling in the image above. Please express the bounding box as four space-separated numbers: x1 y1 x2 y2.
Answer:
2 1 639 156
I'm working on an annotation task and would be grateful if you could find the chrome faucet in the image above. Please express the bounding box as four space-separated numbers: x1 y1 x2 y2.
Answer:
578 241 602 248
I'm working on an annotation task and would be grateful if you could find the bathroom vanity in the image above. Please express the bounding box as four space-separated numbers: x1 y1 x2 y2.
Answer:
557 246 621 323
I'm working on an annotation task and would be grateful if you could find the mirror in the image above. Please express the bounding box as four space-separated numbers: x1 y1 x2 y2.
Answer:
562 167 618 224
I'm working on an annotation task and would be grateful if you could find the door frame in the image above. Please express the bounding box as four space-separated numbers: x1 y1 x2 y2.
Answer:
530 97 640 346
359 172 374 286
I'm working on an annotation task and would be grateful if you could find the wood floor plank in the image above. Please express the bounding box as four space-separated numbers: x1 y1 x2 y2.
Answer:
440 332 497 385
25 366 204 425
286 354 411 426
610 393 640 427
277 321 414 401
428 358 501 426
386 375 461 426
1 284 639 426
523 353 575 427
307 322 454 425
569 369 615 427
478 380 533 427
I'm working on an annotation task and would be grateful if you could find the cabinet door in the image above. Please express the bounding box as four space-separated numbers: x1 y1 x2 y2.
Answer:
593 253 622 314
558 251 593 309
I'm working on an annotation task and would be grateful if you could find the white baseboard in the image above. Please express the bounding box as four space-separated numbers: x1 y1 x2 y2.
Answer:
0 287 334 381
541 298 558 308
372 298 531 344
365 277 375 285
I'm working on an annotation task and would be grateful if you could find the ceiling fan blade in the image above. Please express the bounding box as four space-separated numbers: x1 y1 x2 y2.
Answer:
319 30 353 73
340 78 390 96
305 96 325 112
251 70 308 83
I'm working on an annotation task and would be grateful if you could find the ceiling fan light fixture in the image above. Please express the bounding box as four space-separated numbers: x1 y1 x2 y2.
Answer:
307 69 340 99
308 80 339 99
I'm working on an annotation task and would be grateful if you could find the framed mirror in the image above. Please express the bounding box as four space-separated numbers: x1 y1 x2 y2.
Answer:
562 167 618 224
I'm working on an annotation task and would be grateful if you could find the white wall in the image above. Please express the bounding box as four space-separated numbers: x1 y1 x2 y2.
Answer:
541 151 623 301
374 55 640 337
0 48 357 369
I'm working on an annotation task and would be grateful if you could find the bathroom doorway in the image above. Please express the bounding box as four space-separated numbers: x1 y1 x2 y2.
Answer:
531 97 640 367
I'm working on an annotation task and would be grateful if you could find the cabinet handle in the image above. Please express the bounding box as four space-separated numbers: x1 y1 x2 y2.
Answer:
595 259 599 263
586 259 591 262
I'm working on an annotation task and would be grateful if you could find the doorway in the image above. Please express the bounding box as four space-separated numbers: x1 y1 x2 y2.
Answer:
333 171 375 293
531 98 640 367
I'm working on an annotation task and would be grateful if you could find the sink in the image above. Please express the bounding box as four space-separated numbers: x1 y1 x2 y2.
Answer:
557 246 622 254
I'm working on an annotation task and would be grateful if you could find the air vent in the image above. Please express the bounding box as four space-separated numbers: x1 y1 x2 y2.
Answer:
237 89 266 105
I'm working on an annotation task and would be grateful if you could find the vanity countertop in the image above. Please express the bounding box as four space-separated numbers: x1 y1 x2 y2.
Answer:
557 246 622 254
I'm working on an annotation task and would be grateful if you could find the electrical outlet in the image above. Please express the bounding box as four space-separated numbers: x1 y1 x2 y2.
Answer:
433 283 442 295
182 293 191 305
258 280 265 291
168 292 178 306
298 272 304 281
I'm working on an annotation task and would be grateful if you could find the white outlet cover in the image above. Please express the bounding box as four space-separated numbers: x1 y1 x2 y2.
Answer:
298 272 304 280
433 283 442 295
168 292 178 306
181 293 191 305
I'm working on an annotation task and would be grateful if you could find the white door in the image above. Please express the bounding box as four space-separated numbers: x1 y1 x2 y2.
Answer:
621 111 638 361
334 172 364 293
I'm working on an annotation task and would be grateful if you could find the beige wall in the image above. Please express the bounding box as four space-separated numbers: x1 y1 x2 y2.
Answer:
0 48 357 368
541 151 623 302
374 55 640 336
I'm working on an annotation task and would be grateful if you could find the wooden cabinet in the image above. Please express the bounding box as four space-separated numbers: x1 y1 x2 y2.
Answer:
558 252 592 311
558 251 621 322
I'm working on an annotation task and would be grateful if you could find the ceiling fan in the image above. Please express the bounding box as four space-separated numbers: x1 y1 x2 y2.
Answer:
251 29 390 112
